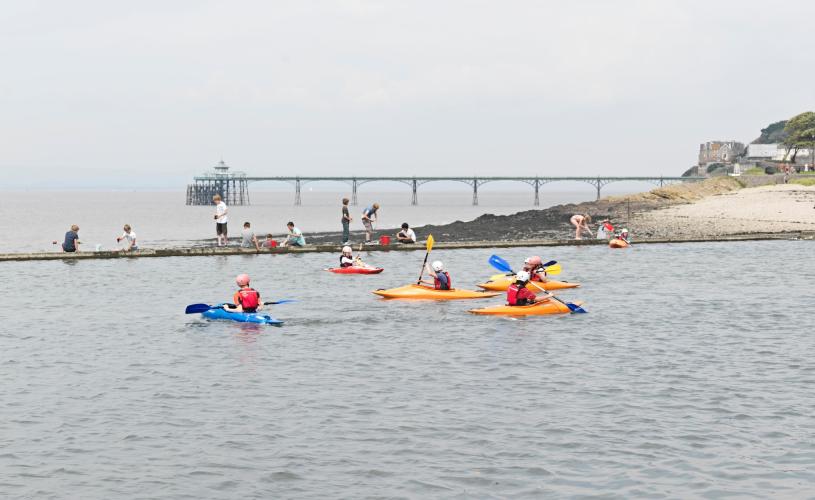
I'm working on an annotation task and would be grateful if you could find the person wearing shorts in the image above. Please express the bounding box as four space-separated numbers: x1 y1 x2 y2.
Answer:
213 194 229 246
361 203 379 243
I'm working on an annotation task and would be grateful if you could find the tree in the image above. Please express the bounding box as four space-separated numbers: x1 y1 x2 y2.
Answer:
782 112 815 162
752 120 788 144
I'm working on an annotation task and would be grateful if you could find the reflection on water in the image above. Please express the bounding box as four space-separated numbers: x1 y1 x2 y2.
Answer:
1 240 814 498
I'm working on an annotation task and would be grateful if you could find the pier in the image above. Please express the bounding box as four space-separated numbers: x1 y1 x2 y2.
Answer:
186 162 705 206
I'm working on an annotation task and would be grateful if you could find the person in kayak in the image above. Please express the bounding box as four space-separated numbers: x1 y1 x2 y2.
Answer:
225 274 262 313
421 260 451 290
617 228 631 244
570 213 592 240
507 271 549 306
522 256 550 283
339 245 356 268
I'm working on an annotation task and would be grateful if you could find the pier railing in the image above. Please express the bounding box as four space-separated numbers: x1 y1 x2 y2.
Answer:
186 175 705 206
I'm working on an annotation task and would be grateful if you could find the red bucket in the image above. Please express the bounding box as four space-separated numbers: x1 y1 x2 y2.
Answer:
379 235 391 246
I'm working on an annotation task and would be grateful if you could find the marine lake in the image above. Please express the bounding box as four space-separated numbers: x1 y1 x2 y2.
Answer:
1 239 813 498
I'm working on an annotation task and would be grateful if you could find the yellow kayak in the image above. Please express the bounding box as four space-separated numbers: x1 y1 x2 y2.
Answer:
476 276 580 292
373 284 501 300
469 300 583 316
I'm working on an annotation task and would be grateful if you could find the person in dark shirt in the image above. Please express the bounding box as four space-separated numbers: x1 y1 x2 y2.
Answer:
53 224 80 252
341 198 352 245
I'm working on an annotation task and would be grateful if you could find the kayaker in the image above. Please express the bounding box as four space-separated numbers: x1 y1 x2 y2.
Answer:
522 256 550 283
570 213 592 240
421 260 451 290
507 271 549 306
339 245 355 268
618 228 631 243
225 274 262 313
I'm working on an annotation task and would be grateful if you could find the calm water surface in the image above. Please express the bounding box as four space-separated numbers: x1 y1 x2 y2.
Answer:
1 240 814 498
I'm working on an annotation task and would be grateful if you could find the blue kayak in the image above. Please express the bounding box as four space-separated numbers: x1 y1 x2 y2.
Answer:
202 304 284 325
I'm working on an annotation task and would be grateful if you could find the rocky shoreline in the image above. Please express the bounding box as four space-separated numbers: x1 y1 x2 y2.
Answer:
305 177 755 245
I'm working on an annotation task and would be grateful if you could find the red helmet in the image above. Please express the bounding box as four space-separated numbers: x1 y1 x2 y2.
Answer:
235 274 250 286
524 256 542 268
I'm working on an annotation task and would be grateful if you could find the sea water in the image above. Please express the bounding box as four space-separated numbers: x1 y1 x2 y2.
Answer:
1 239 813 498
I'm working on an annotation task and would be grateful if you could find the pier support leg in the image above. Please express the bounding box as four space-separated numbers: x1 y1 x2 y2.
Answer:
472 178 479 206
534 178 540 206
295 179 301 206
352 179 358 206
596 178 601 201
411 179 418 206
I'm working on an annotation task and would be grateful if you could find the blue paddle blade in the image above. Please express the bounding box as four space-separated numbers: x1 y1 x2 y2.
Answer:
567 303 587 313
542 260 557 268
488 255 514 274
185 303 213 314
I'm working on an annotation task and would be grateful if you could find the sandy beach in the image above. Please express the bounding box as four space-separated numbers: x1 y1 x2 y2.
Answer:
633 183 815 238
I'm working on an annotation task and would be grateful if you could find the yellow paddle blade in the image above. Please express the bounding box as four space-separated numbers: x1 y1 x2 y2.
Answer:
426 234 434 252
544 264 562 275
489 272 512 280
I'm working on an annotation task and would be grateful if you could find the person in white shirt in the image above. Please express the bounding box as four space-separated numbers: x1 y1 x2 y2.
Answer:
116 224 138 251
213 194 229 246
396 222 417 244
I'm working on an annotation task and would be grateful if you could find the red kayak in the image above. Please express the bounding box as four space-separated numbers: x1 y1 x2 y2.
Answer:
326 266 384 275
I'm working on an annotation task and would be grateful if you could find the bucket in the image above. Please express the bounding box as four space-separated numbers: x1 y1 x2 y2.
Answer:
379 235 391 246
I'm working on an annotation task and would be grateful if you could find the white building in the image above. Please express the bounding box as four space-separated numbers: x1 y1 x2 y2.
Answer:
745 143 813 163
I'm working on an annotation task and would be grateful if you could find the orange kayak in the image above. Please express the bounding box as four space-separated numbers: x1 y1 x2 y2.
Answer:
476 277 580 292
469 300 583 316
609 238 630 248
373 284 500 300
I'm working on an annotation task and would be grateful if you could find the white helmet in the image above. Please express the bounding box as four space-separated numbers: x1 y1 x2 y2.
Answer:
516 270 531 282
342 245 352 254
431 260 444 272
621 228 629 234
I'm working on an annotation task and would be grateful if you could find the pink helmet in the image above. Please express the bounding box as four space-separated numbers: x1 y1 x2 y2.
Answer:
524 256 542 267
235 273 251 286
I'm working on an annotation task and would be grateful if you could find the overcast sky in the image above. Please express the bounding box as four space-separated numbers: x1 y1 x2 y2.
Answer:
1 0 813 189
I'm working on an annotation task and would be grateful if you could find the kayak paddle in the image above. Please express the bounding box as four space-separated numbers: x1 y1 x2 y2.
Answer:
487 255 586 313
416 234 435 284
488 261 561 280
184 300 297 314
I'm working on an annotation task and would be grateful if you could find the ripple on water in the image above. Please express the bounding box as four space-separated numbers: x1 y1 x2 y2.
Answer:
1 241 814 498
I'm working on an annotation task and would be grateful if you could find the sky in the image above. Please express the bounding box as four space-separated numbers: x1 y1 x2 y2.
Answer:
1 0 813 189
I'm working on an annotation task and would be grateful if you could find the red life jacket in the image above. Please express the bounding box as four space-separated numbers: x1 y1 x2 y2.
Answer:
237 287 260 311
507 283 533 306
434 271 451 290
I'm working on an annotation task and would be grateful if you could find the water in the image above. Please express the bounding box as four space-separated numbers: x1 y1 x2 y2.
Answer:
0 187 622 253
2 239 814 498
